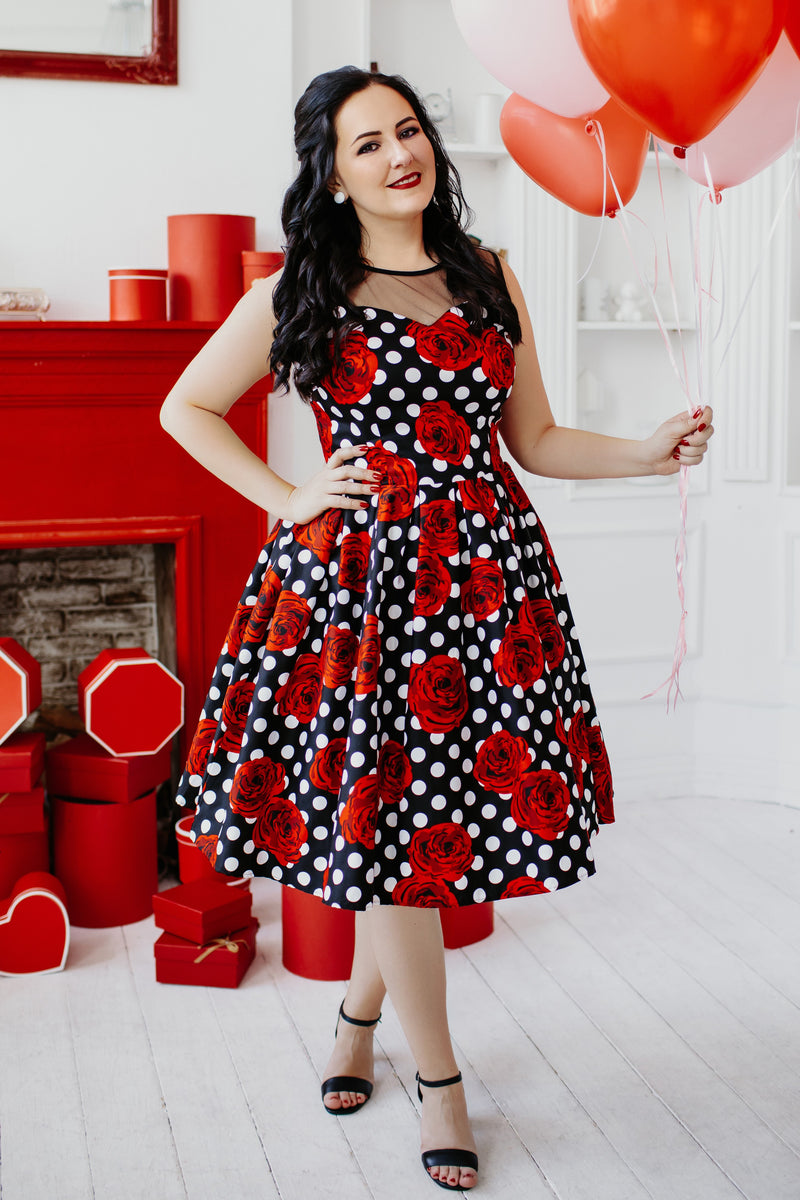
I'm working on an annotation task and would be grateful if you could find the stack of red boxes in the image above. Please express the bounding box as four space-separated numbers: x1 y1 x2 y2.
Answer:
48 648 184 927
152 877 258 988
0 639 49 893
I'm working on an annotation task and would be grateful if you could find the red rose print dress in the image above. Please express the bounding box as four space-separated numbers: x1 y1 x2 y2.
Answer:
176 265 614 908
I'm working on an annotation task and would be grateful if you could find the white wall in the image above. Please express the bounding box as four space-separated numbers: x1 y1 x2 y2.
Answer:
1 0 294 319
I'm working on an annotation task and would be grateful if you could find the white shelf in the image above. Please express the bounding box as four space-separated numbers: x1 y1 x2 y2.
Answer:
444 142 506 162
577 321 696 332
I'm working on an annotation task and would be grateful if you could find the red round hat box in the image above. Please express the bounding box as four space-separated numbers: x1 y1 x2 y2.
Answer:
108 269 168 321
78 648 184 758
241 250 284 292
0 638 42 745
168 213 256 322
175 813 220 883
441 902 494 949
52 790 158 927
0 830 49 896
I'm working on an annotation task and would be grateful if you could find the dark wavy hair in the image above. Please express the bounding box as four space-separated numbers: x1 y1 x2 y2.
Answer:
270 65 521 400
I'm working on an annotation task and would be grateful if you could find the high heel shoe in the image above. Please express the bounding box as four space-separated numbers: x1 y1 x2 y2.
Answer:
416 1071 479 1191
320 1001 381 1115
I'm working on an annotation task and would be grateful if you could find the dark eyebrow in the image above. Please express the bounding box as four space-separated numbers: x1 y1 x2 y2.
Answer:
351 115 416 146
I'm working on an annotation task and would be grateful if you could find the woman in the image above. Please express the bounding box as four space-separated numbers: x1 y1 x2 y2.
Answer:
160 66 713 1192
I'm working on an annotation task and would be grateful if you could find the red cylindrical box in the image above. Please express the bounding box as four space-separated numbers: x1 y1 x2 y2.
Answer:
52 790 158 927
168 213 256 322
108 269 168 321
175 814 218 883
0 830 49 896
282 888 355 981
241 250 284 292
441 902 494 949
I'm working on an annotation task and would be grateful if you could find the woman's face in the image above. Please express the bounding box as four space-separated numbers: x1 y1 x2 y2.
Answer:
331 84 437 231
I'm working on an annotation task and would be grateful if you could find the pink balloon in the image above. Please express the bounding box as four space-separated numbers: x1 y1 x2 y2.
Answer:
451 0 608 119
659 33 800 190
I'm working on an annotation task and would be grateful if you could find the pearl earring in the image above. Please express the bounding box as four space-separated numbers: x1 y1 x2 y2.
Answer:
333 190 347 205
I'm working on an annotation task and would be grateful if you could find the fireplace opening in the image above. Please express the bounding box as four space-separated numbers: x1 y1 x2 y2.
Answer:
0 541 181 876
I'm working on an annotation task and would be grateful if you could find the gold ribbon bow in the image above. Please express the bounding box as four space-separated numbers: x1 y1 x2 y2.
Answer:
193 936 248 964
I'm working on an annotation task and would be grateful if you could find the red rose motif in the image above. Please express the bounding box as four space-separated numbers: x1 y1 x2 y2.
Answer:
338 530 371 593
587 725 614 823
408 654 468 733
408 822 474 881
510 769 571 840
230 755 287 817
489 422 504 473
554 706 567 745
415 401 471 464
294 507 343 565
218 679 255 753
493 623 544 689
275 652 323 722
325 329 378 405
310 737 347 794
481 327 516 390
321 625 359 689
186 718 217 777
419 498 459 558
377 740 412 804
501 875 549 898
244 568 282 643
266 590 312 652
535 518 562 590
195 832 218 865
311 400 332 460
340 774 380 848
408 312 482 370
265 519 281 545
458 477 498 524
254 795 308 866
355 614 381 695
520 597 565 670
501 461 532 511
223 602 251 658
567 706 590 764
474 730 530 792
392 874 458 908
413 554 451 617
462 557 505 620
365 442 417 521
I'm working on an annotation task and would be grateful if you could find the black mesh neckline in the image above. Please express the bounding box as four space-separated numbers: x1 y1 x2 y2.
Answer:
364 263 443 277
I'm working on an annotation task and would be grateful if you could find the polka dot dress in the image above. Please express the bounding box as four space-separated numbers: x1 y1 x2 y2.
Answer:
176 283 615 909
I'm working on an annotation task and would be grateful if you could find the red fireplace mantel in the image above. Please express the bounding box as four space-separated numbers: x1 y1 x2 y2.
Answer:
0 321 273 757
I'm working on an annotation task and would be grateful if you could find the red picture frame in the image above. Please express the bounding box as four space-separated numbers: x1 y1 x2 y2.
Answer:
0 0 177 85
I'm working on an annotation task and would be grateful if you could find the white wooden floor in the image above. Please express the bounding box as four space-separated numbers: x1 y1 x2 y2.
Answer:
2 794 800 1200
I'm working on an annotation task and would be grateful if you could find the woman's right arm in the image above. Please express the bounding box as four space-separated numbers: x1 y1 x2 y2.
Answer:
160 273 378 521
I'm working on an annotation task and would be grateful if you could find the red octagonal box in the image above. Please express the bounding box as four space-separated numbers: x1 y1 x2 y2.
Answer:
0 639 42 746
78 648 184 758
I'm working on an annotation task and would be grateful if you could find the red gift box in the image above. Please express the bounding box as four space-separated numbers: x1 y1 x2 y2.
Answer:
0 871 70 976
0 731 46 792
152 877 252 944
0 638 42 745
52 789 158 927
0 830 49 895
46 733 171 804
0 785 46 835
78 647 184 757
154 916 259 988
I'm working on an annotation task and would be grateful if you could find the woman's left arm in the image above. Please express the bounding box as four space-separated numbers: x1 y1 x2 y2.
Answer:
496 260 714 480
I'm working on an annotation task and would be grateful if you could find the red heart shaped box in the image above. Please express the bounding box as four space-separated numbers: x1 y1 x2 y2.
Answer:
0 871 70 976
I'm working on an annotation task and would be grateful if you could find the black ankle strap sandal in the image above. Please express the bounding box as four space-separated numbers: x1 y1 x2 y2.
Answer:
320 1001 382 1115
416 1071 480 1191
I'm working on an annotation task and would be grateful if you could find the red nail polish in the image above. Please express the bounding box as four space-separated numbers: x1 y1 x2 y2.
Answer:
673 452 680 460
370 485 380 492
693 407 702 418
680 439 690 446
698 422 706 432
360 501 369 508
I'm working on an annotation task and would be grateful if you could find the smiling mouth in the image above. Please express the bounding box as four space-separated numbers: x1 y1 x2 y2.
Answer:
388 173 422 189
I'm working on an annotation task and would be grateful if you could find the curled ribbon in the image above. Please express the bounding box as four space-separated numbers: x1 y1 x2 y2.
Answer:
193 936 247 964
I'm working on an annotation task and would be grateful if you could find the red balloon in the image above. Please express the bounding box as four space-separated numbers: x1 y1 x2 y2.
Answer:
787 3 800 58
569 0 787 147
500 94 649 217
